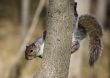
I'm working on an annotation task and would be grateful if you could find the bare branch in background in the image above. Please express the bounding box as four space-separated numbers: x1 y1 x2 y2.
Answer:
21 0 30 37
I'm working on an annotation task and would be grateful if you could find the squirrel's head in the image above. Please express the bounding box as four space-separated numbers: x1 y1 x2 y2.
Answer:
25 43 37 60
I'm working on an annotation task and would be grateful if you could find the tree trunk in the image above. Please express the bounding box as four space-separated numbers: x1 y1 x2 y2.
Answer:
35 0 75 78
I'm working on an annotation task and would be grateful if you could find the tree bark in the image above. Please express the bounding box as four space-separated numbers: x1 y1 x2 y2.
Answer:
35 0 75 78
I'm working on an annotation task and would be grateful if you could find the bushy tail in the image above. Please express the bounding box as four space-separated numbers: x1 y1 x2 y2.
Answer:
89 37 102 66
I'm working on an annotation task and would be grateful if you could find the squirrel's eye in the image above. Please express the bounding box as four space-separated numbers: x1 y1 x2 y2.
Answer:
30 50 33 52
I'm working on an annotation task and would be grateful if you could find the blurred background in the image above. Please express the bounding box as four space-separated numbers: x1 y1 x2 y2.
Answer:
0 0 109 78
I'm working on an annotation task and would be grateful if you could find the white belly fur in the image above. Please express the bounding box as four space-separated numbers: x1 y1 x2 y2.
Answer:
37 42 44 56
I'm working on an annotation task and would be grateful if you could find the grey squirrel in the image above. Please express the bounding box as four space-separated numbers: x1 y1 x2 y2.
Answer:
25 31 46 60
25 2 103 66
74 15 103 66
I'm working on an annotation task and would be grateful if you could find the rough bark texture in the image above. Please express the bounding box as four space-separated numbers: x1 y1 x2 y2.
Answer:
35 0 75 78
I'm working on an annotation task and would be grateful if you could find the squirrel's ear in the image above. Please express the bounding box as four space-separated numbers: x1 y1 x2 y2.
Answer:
31 43 35 46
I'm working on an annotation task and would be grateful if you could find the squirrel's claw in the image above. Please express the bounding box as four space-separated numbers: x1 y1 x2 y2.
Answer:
71 41 80 54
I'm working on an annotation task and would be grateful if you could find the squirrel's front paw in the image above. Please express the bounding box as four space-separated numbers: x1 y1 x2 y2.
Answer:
38 55 43 58
71 41 80 54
